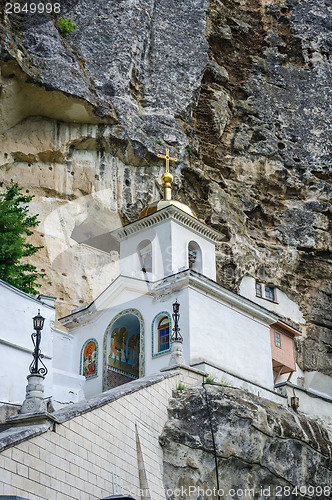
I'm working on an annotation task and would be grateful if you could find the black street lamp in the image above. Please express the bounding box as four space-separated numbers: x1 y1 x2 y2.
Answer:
29 310 48 376
171 300 183 343
33 310 45 331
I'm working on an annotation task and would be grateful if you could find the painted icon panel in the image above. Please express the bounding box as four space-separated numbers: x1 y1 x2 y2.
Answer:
82 340 97 379
108 326 139 377
103 310 144 391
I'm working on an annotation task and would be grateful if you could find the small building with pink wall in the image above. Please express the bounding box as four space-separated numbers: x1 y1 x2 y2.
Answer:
270 320 301 384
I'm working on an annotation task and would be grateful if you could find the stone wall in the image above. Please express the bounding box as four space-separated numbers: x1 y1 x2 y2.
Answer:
161 385 332 499
0 368 204 500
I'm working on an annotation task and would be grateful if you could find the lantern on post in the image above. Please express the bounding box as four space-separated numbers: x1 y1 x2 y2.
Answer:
33 311 45 331
29 310 48 376
168 299 185 367
171 300 183 343
16 310 49 416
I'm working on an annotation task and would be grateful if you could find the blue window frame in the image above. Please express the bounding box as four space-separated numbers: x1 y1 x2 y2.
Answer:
158 317 170 352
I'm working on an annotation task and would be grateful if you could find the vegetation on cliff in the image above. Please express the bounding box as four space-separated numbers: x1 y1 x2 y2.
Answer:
0 0 330 370
0 182 44 295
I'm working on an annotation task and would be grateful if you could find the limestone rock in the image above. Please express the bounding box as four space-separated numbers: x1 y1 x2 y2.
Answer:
0 0 331 375
160 387 332 498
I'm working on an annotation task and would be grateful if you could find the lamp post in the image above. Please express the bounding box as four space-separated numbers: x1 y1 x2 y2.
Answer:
168 299 185 367
29 310 48 376
171 300 183 343
20 310 48 415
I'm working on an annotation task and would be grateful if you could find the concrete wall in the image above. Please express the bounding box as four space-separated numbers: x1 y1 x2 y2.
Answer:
0 368 204 500
193 361 287 405
275 382 332 438
304 371 332 398
0 281 85 408
52 327 85 406
239 275 305 325
188 287 275 390
170 221 216 280
119 225 159 280
0 281 55 404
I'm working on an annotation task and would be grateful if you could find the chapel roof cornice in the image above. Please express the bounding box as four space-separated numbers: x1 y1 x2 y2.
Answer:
112 204 224 243
59 269 282 330
153 270 279 326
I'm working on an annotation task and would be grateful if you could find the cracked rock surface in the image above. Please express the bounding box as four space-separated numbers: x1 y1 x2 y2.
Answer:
0 0 331 374
160 387 332 499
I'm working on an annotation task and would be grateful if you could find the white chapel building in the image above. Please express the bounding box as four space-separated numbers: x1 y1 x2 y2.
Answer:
1 151 331 430
57 152 302 402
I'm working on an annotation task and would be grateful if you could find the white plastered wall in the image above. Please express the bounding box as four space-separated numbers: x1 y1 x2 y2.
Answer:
69 282 187 399
52 327 85 405
170 220 216 280
239 275 305 325
187 287 275 390
0 281 55 404
119 218 217 282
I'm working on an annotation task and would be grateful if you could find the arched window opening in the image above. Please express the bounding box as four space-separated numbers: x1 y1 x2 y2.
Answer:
151 312 172 357
137 239 152 273
188 241 202 273
158 317 170 352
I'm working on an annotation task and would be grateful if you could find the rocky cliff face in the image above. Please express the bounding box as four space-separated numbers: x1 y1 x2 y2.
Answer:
160 386 332 499
0 1 331 373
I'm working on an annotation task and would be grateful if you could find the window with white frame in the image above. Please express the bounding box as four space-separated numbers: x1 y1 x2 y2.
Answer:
275 331 281 348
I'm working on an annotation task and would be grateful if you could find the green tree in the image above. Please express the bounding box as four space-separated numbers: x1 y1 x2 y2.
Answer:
0 181 45 295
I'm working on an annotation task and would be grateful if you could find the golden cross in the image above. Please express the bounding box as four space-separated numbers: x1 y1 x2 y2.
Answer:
157 149 177 173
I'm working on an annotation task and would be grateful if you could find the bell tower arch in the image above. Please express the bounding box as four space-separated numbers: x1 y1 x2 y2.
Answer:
112 150 223 281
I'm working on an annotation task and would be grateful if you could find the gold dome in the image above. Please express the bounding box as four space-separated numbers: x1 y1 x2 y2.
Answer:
138 199 195 220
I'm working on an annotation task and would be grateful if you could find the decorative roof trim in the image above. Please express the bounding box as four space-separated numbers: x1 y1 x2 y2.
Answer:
272 320 302 337
154 270 279 325
59 275 152 329
112 205 223 243
60 269 280 330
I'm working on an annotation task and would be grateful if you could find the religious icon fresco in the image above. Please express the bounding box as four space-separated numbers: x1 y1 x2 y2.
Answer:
82 340 97 378
108 326 140 378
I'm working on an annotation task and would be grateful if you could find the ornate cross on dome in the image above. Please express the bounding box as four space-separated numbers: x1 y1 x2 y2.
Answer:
157 149 177 173
157 149 178 201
